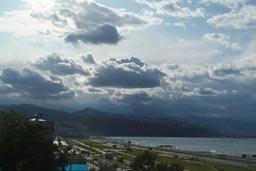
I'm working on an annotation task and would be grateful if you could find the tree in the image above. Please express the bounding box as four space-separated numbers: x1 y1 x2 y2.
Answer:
154 163 184 171
130 150 184 171
131 150 157 171
0 111 67 171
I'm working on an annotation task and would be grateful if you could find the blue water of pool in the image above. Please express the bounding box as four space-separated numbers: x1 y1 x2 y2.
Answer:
65 164 88 171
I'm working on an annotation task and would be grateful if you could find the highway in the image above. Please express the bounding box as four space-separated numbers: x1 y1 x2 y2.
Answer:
133 146 256 169
69 139 256 170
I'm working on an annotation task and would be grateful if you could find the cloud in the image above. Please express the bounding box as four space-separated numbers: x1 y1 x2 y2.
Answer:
200 0 247 9
190 87 227 96
88 57 165 88
65 24 122 45
111 87 229 116
111 89 173 115
173 22 186 29
116 57 146 67
33 53 89 75
136 0 205 18
1 52 256 119
207 5 256 29
81 54 96 64
62 0 157 29
156 57 256 116
177 38 185 42
211 67 241 78
0 68 75 99
0 0 161 43
115 91 153 103
86 87 107 94
203 33 241 50
0 81 12 94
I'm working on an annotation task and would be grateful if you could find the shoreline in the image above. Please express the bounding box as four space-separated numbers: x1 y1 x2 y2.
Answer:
105 136 256 157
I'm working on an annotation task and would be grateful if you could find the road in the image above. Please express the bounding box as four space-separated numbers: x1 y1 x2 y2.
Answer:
72 140 106 154
71 140 256 170
133 146 256 169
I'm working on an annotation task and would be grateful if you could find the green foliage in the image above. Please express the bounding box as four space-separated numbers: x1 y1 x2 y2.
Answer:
89 168 96 171
0 111 67 171
131 150 184 171
154 163 184 171
98 164 117 171
131 150 157 171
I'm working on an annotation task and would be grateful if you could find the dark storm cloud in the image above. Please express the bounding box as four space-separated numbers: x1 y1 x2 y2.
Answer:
112 90 165 115
112 90 207 116
88 57 165 88
112 88 240 118
117 91 153 103
34 53 89 75
65 24 121 45
0 68 75 99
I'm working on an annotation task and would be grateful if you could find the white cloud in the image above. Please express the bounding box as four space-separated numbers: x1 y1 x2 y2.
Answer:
0 10 68 37
207 5 256 29
136 0 205 18
1 50 256 118
0 0 161 43
88 57 165 88
200 0 247 9
33 53 89 75
173 22 186 29
177 38 185 42
164 22 172 26
185 87 227 96
203 33 241 50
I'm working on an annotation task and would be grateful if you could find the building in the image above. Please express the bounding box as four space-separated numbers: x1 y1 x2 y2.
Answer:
125 141 132 151
30 113 54 137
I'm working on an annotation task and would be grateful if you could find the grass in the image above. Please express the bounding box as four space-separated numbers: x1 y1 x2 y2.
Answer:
67 139 100 154
157 155 256 171
69 138 256 171
76 139 104 149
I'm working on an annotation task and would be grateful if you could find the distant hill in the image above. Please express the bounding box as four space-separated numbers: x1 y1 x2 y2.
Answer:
183 116 256 137
0 104 66 119
0 104 218 137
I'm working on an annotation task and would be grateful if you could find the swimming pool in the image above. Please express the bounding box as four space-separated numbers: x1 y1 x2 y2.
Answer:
65 164 88 171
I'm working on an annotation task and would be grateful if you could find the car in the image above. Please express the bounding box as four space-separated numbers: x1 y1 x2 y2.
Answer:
117 156 124 163
105 152 114 160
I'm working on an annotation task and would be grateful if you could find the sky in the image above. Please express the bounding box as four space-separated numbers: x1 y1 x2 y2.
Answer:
0 0 256 120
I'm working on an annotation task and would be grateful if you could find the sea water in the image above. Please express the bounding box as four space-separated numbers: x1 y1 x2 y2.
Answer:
110 137 256 156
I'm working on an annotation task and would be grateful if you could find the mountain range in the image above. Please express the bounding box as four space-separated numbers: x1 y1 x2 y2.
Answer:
0 104 255 137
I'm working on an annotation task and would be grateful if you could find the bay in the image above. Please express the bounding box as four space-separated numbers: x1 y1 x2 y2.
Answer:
110 137 256 157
